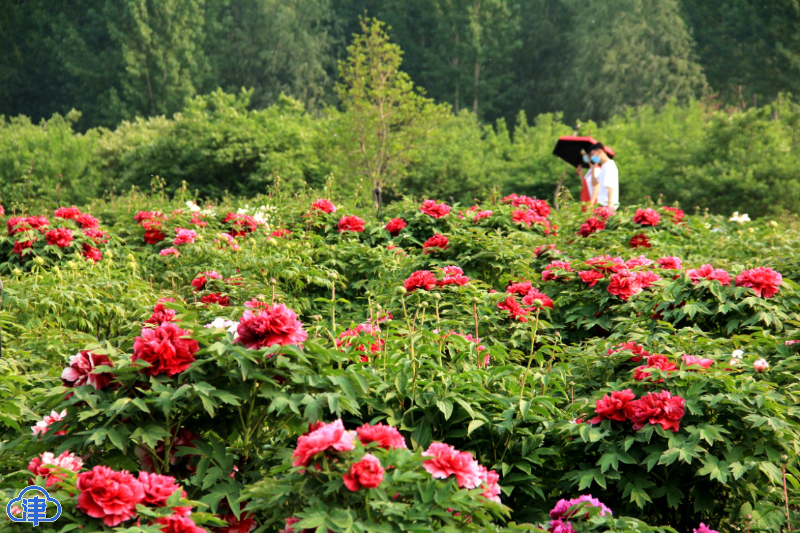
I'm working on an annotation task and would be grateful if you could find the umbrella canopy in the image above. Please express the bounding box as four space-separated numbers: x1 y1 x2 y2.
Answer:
553 136 615 167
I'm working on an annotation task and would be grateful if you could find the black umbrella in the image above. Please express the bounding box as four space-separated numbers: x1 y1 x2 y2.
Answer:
552 135 614 167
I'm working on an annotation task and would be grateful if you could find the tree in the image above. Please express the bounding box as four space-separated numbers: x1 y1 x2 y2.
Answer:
336 18 450 207
562 0 707 122
204 0 336 111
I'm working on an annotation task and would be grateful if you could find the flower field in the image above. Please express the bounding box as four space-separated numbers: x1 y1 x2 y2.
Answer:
1 190 800 533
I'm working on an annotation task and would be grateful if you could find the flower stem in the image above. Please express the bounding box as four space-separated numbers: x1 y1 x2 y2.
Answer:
518 308 541 407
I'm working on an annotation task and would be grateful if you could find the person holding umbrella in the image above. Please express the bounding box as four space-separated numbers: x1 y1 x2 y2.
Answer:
576 151 599 205
588 142 619 209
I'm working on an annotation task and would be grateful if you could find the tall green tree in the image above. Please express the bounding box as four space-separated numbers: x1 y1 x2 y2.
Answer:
204 0 336 111
561 0 707 122
335 18 451 206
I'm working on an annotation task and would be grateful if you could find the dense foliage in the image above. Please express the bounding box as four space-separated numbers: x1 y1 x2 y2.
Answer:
1 187 799 532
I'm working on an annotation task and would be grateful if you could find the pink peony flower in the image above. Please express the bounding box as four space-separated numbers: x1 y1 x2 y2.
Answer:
291 419 355 467
45 227 73 248
155 514 206 533
513 209 551 230
173 228 197 246
421 442 482 489
550 495 612 520
549 519 576 533
542 261 573 282
633 208 661 226
657 256 682 270
77 466 145 526
214 512 256 533
635 270 662 288
478 465 502 503
624 390 685 432
61 350 114 390
28 451 84 487
216 233 240 251
423 233 449 253
584 255 626 273
32 410 68 436
160 247 181 257
681 355 713 369
235 305 307 350
590 389 636 424
135 211 165 224
753 358 769 372
662 206 685 223
336 323 383 362
687 264 731 285
385 218 407 236
420 200 451 218
593 206 615 220
522 289 554 309
625 255 653 269
338 215 365 233
311 199 336 214
735 267 783 298
534 243 560 257
693 524 719 533
137 471 182 507
343 453 385 491
438 265 470 286
473 210 493 222
404 270 437 292
83 228 109 244
356 423 407 449
132 324 199 377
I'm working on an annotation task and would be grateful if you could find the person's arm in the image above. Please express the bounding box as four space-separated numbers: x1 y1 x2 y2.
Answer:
605 187 614 207
576 165 585 180
589 168 600 204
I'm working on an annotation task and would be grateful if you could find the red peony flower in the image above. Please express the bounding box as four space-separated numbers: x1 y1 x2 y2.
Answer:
160 247 180 257
28 451 84 488
633 208 661 226
542 261 573 282
271 228 291 238
76 213 100 229
423 233 449 253
213 513 256 533
624 390 685 432
77 466 145 527
634 355 677 382
584 255 626 273
578 217 605 237
590 389 636 424
579 270 605 287
420 199 451 218
12 237 36 258
310 199 336 214
143 221 166 245
343 453 385 491
135 211 165 224
422 442 482 489
629 233 651 248
82 243 102 262
624 255 653 269
156 514 206 533
291 419 355 467
132 323 199 377
190 215 208 228
45 227 73 248
657 256 682 270
497 295 530 322
735 267 783 298
356 423 407 449
522 289 553 309
687 264 731 285
192 270 223 291
513 209 549 229
404 270 437 292
385 218 407 236
338 215 365 233
635 270 662 288
336 323 383 361
61 350 114 389
201 293 230 307
473 210 493 222
223 213 258 236
83 228 109 243
55 207 81 220
662 206 685 223
235 304 307 349
607 342 650 363
607 271 643 301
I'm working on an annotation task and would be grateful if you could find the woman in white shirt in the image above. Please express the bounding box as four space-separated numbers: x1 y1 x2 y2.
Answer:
588 143 619 208
577 153 599 207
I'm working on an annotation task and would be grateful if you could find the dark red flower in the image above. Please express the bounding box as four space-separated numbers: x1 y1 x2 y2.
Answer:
579 270 605 287
45 228 73 248
629 233 651 248
404 270 437 292
578 217 606 237
385 218 407 236
132 324 199 377
423 233 449 253
201 293 230 307
338 215 365 233
55 207 81 220
624 390 685 432
590 389 636 424
82 243 102 262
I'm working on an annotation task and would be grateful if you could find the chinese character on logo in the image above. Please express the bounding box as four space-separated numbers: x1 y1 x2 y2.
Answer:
6 485 62 526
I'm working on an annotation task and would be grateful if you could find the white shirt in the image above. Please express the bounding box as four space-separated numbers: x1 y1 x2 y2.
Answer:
583 166 598 196
596 160 619 208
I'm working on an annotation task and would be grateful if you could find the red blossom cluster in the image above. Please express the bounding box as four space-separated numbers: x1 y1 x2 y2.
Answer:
404 270 437 292
542 260 574 282
607 342 650 363
578 217 605 237
502 194 551 218
61 351 115 390
235 304 308 350
633 355 677 382
687 264 731 285
662 206 685 223
633 208 661 226
629 233 651 248
223 212 258 237
438 265 470 286
310 198 337 214
420 199 451 218
590 389 686 431
735 267 782 298
384 217 407 236
422 442 501 502
338 215 365 233
132 323 199 377
336 323 384 362
512 209 552 232
423 233 449 253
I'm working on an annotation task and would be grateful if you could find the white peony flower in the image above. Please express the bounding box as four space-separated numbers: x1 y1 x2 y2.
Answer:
205 317 238 336
729 212 750 223
731 349 744 359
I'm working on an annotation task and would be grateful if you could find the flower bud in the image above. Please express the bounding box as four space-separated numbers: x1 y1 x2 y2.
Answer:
433 293 441 300
52 266 61 275
106 250 114 259
395 286 407 295
532 299 544 307
753 358 769 373
267 238 277 246
328 272 339 280
769 220 778 227
12 268 22 276
421 302 429 308
33 256 45 265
